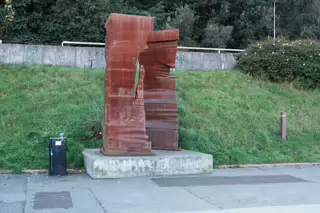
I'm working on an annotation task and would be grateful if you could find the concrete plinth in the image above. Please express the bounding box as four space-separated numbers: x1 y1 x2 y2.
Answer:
83 149 213 179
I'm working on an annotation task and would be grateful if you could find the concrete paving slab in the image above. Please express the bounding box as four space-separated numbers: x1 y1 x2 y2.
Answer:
213 168 276 176
162 204 320 213
186 181 320 209
26 174 89 191
0 175 26 203
90 187 217 213
25 188 104 213
27 174 158 191
2 165 320 213
0 202 24 213
224 204 320 213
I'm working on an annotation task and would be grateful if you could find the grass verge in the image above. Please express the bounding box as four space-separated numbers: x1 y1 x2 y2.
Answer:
1 65 319 170
1 65 104 170
175 71 320 165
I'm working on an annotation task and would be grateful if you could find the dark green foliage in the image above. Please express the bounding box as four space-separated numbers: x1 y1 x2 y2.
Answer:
166 5 197 46
213 0 274 48
277 0 320 40
1 0 320 49
140 1 168 30
0 0 5 8
238 38 320 89
4 0 142 45
0 3 13 41
201 20 233 48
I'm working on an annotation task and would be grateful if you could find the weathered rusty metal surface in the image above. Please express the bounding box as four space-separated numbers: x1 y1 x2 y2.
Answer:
101 14 154 156
102 13 180 155
140 30 180 150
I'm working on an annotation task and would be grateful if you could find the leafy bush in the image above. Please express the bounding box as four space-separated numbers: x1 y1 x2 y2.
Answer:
237 38 320 89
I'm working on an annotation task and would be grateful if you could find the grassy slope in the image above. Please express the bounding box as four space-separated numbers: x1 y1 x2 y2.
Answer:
175 71 320 165
0 65 104 170
1 65 320 170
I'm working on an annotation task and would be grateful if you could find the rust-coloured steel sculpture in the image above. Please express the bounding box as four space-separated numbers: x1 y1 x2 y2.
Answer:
140 30 180 150
102 13 180 156
102 14 154 156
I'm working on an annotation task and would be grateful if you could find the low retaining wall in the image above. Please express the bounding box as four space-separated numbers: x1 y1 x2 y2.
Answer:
0 44 238 71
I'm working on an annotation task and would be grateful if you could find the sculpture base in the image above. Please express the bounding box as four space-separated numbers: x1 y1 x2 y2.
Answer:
83 149 213 179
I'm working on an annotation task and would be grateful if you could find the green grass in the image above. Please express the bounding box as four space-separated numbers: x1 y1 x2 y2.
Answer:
1 65 320 170
175 71 320 165
0 65 104 170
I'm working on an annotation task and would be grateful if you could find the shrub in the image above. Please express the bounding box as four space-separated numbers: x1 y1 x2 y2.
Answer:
237 38 320 89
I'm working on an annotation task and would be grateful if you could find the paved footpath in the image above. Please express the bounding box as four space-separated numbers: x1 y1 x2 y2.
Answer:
1 165 320 213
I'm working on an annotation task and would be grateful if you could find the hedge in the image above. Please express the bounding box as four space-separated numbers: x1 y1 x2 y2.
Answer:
237 38 320 89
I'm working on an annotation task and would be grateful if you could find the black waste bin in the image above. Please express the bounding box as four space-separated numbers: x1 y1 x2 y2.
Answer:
49 133 67 176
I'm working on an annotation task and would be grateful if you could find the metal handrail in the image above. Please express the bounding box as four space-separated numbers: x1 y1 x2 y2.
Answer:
62 41 104 46
61 41 246 53
177 46 245 53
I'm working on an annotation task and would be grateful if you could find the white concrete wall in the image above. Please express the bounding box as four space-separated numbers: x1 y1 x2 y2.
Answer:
0 44 237 71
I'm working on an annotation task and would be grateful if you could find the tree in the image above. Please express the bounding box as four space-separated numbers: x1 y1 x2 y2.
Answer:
2 0 319 47
187 0 218 42
212 0 274 48
140 1 168 30
202 21 233 48
277 0 320 39
0 0 13 42
7 0 141 44
166 5 198 46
